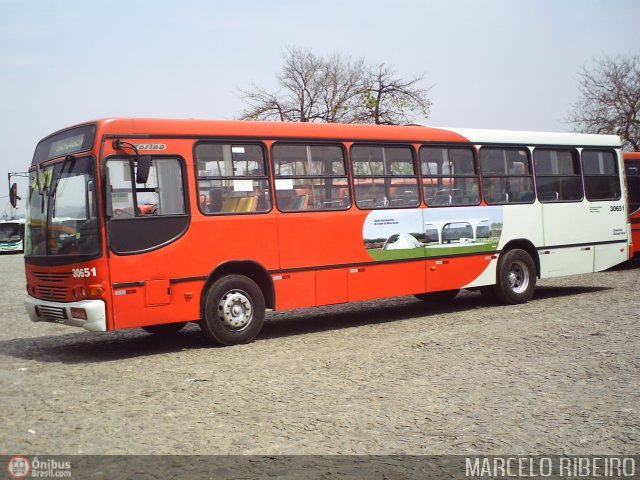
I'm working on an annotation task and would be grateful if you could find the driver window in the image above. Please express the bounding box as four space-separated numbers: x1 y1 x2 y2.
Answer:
107 158 185 218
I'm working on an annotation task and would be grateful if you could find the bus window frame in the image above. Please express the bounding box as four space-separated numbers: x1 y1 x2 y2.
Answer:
479 146 535 205
194 140 273 216
105 154 191 255
419 144 481 207
271 141 352 213
581 148 622 202
532 147 584 203
625 159 640 214
350 142 421 210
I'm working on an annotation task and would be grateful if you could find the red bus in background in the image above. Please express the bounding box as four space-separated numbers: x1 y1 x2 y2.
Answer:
20 119 630 346
624 152 640 256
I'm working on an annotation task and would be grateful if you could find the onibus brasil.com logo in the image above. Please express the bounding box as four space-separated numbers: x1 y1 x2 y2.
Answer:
7 456 71 478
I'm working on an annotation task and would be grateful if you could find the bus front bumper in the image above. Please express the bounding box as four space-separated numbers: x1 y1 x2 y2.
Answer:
25 295 107 332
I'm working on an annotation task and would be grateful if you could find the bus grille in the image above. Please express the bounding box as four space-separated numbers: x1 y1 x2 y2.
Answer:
37 286 69 301
36 305 67 322
32 271 71 283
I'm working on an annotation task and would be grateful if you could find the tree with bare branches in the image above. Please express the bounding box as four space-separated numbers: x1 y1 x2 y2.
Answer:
567 55 640 150
357 63 431 125
239 48 431 125
239 48 364 123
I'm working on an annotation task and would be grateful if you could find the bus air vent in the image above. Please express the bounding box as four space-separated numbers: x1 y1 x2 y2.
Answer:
37 305 68 322
32 271 71 283
37 286 69 301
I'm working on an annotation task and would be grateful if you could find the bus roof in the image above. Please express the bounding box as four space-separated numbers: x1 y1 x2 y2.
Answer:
68 118 622 148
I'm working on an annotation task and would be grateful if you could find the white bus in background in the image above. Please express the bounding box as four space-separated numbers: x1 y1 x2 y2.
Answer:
0 218 25 253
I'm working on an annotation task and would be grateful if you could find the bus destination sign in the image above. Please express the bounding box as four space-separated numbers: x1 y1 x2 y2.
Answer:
49 133 85 158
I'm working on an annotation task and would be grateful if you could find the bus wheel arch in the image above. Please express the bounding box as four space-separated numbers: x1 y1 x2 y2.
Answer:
500 239 540 278
202 260 274 312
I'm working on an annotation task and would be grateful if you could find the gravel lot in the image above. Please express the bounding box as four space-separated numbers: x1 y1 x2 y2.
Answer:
1 253 638 456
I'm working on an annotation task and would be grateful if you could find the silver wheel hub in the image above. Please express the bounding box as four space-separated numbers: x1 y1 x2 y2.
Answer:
508 261 529 294
218 290 252 329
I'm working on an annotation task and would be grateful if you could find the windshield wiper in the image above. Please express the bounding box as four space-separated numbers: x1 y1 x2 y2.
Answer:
48 155 77 217
50 155 76 198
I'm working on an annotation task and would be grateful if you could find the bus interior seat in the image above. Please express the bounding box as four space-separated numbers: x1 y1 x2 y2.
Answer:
221 198 240 212
236 196 255 212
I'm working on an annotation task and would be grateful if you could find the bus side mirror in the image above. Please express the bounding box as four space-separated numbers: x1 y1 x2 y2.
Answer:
136 156 152 184
9 183 20 208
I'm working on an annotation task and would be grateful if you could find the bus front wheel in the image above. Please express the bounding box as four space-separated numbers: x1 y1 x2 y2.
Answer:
493 249 536 304
201 275 265 346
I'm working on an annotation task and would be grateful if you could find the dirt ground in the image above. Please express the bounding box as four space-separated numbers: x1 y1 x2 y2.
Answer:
1 253 638 456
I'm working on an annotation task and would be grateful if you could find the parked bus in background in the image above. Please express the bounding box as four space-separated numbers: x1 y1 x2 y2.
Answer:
0 218 25 253
624 151 640 256
20 119 630 345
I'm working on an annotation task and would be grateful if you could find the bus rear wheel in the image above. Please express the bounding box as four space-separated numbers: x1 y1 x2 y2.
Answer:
493 249 536 304
201 274 265 346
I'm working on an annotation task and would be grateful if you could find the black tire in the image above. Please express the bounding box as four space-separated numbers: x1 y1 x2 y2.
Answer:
492 249 536 304
200 275 265 346
414 289 459 302
141 322 187 335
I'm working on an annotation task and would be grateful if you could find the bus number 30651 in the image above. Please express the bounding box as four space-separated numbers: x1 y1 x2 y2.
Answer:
72 267 97 278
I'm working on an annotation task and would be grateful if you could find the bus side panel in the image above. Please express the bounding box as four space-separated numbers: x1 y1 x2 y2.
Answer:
539 246 594 278
632 218 640 256
111 280 201 328
109 214 280 329
427 255 495 292
347 261 425 302
462 257 498 289
316 268 348 306
273 271 315 310
540 203 596 277
594 242 629 271
276 210 371 269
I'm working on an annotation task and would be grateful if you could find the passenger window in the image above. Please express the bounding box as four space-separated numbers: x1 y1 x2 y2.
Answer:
420 146 479 206
107 158 186 218
625 160 640 213
582 150 621 201
351 145 419 209
533 149 583 202
195 143 271 214
480 148 533 204
272 144 350 212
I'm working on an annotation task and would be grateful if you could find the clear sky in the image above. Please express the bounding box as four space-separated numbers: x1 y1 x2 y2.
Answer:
1 0 639 216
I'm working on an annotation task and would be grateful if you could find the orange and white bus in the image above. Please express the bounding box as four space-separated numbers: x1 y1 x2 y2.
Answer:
21 119 631 345
624 151 640 256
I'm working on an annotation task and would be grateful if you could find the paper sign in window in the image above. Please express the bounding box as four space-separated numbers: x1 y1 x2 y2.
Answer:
233 179 253 192
275 179 294 190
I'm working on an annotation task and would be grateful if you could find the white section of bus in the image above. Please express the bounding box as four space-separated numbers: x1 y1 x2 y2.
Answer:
0 218 25 253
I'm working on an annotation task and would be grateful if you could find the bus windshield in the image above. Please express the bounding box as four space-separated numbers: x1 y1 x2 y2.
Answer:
25 156 100 258
0 222 22 243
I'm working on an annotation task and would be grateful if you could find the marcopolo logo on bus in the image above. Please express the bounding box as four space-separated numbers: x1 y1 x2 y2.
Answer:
132 143 166 151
